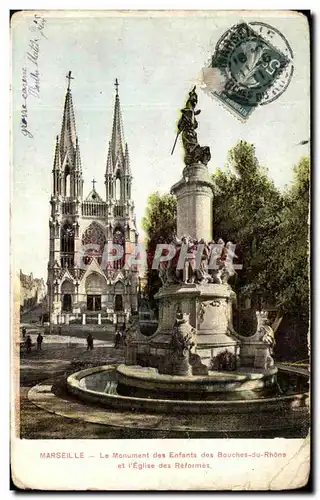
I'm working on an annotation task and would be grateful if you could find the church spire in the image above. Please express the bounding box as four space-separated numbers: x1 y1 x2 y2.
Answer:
124 142 131 176
106 141 112 174
105 79 133 203
75 136 82 172
106 78 126 174
60 71 77 165
51 72 83 199
53 136 60 171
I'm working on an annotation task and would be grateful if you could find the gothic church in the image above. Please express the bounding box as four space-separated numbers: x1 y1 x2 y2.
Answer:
47 74 139 325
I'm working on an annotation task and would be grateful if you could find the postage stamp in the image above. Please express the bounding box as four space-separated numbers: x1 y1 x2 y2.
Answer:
201 22 294 120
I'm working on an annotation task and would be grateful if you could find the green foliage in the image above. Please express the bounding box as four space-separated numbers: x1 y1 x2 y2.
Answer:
141 192 177 309
141 143 309 326
264 156 310 320
141 192 177 244
212 141 284 306
212 142 309 321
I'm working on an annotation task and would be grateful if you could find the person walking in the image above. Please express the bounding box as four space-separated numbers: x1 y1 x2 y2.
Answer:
114 329 122 349
86 333 94 351
122 329 127 347
36 333 43 351
22 327 26 340
25 335 32 353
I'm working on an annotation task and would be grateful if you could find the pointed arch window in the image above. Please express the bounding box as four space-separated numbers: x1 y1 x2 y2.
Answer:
113 226 125 269
61 280 74 312
115 170 121 200
82 223 106 266
64 165 71 197
60 222 74 267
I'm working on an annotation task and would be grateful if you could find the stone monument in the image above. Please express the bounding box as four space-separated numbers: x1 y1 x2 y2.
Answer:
63 88 308 439
128 87 241 374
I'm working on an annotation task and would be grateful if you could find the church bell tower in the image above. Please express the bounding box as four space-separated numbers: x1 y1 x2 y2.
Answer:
47 75 138 326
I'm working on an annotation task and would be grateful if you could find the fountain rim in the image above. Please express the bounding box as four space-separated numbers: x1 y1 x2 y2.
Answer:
116 363 277 383
67 364 309 409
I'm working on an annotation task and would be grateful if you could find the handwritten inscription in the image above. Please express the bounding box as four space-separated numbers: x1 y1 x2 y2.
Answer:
21 67 32 138
29 14 47 39
27 38 39 68
20 15 46 138
29 69 40 98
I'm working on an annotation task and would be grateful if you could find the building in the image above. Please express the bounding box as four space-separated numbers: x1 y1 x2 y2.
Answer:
47 74 139 325
20 270 46 311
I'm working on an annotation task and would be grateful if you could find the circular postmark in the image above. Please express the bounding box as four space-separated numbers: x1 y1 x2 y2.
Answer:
210 22 294 109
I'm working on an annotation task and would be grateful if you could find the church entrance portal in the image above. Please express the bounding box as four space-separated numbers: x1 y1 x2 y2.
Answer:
87 295 101 311
85 273 106 312
62 294 72 312
115 294 123 312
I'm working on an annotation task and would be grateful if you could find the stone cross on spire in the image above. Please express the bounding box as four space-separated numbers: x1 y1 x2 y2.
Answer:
91 178 96 190
66 71 74 90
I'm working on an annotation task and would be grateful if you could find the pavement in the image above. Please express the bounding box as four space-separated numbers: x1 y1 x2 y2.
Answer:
17 326 127 438
17 323 310 440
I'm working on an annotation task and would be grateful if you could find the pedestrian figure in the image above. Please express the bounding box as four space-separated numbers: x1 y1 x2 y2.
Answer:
120 327 126 347
122 330 127 347
58 326 62 336
36 333 43 351
22 327 26 340
114 330 122 349
25 335 32 353
86 333 94 351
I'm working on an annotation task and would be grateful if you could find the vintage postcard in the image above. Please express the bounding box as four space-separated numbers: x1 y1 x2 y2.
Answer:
11 10 310 491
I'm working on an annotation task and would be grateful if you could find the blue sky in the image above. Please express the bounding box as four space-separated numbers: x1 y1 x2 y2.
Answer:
11 11 310 279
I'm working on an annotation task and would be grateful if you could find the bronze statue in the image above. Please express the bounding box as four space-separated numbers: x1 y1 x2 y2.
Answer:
172 86 211 166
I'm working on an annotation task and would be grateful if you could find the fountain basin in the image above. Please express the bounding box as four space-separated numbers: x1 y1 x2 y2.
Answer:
67 364 309 418
116 364 278 399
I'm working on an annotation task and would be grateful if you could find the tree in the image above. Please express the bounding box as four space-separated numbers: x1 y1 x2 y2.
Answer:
141 192 177 310
212 144 309 355
140 143 310 348
264 156 310 320
212 140 284 310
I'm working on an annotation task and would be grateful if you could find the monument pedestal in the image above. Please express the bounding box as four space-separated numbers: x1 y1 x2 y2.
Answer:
149 283 239 372
171 163 213 242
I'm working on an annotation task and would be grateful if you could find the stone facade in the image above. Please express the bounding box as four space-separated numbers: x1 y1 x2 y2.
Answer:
47 77 138 325
20 270 46 310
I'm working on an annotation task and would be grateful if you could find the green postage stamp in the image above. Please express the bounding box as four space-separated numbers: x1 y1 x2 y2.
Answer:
203 21 294 120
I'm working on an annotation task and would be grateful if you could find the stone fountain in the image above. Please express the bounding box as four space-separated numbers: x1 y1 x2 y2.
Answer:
64 87 309 437
116 86 278 397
